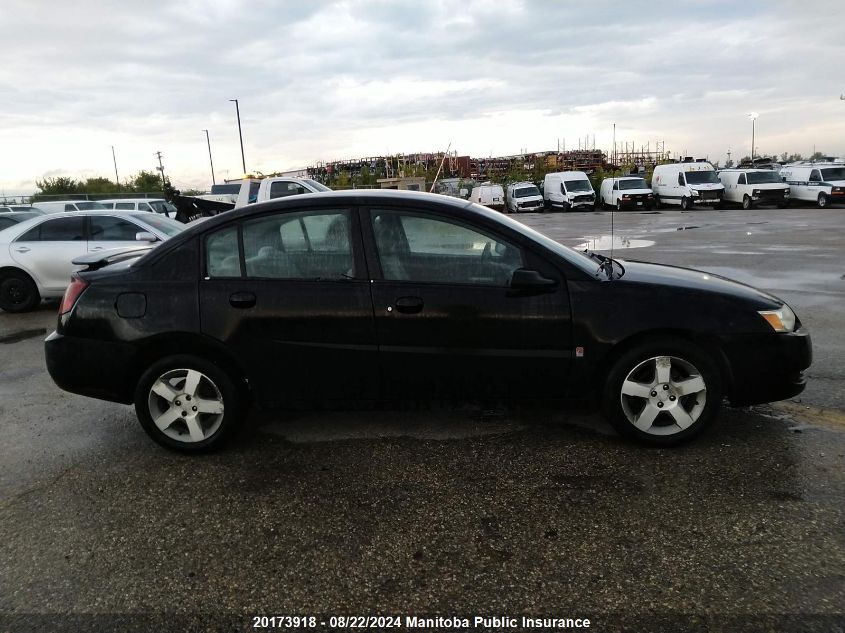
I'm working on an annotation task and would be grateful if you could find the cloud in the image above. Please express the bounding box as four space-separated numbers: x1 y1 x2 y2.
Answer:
1 0 843 193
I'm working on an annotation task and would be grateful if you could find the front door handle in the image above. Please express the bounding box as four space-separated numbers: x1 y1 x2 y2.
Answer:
15 246 30 253
91 246 104 251
229 291 256 309
394 296 424 314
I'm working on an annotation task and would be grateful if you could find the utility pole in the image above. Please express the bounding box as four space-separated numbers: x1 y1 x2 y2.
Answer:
155 151 166 190
229 99 246 175
203 129 216 185
111 146 120 188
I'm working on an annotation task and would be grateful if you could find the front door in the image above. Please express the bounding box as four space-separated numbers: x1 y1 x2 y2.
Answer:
363 207 571 400
198 206 378 405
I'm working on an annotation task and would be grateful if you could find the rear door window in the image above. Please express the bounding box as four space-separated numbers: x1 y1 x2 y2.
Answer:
18 216 85 241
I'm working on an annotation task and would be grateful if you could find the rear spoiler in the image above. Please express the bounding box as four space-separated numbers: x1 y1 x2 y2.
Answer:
71 245 154 271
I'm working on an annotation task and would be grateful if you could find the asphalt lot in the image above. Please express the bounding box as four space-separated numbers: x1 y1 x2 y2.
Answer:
1 206 843 632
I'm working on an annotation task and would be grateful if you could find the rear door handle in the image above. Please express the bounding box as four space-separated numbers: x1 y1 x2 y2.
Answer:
91 246 104 251
394 296 424 314
229 292 256 309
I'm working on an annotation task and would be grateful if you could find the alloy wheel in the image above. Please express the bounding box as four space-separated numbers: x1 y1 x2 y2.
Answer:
619 355 707 436
147 368 225 443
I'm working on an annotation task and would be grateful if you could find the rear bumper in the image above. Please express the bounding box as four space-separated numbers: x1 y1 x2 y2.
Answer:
719 328 812 406
45 331 136 404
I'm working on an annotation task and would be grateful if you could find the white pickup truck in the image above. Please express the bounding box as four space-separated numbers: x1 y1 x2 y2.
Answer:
229 177 331 208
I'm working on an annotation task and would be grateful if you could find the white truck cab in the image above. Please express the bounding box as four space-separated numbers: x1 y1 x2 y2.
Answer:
232 177 331 209
717 169 790 209
504 182 543 213
599 176 654 210
651 162 724 210
543 171 595 211
778 163 845 208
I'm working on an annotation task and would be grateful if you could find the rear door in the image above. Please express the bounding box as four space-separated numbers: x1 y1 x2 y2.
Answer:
198 206 377 404
363 206 571 399
10 216 87 292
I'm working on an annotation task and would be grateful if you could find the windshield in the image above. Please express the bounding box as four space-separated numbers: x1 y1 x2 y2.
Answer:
129 213 184 237
75 201 107 210
514 186 540 198
564 180 592 192
821 168 845 181
685 171 719 184
303 178 331 192
746 171 784 184
619 178 648 190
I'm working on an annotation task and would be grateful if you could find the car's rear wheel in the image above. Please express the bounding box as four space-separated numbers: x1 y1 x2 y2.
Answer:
742 195 753 210
135 355 242 453
0 270 40 313
818 193 829 208
602 339 721 446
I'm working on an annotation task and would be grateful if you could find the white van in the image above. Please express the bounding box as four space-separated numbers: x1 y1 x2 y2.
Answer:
33 200 109 214
651 162 725 210
504 181 543 213
543 171 595 211
717 170 790 209
470 183 505 212
99 198 178 218
599 176 654 210
778 162 845 208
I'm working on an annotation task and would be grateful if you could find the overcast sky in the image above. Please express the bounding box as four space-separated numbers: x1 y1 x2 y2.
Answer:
2 0 843 195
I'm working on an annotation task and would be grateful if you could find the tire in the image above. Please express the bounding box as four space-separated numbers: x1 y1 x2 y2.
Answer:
601 338 722 446
0 270 40 313
135 354 244 453
562 202 570 213
818 193 828 208
742 195 752 210
653 196 661 210
680 196 691 211
616 200 623 211
777 202 788 209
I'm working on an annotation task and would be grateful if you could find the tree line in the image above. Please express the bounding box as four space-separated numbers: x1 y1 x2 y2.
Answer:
32 171 165 201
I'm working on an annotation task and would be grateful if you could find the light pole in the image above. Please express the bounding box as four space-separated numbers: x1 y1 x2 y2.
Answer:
747 112 759 162
203 129 216 185
229 99 246 175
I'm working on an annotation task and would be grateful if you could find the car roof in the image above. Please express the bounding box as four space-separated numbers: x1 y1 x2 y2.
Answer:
98 198 166 203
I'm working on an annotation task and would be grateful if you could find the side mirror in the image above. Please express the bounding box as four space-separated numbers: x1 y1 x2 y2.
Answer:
135 231 157 242
510 268 557 291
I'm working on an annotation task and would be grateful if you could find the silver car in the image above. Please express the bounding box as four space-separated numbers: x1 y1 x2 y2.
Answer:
0 211 184 312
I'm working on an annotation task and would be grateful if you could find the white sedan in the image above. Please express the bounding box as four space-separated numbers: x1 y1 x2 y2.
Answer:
0 211 184 312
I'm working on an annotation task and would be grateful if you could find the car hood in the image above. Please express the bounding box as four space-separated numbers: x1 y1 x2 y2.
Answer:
617 259 782 308
689 183 725 191
617 188 653 195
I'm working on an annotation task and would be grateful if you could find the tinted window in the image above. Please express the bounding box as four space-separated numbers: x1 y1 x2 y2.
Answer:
138 202 152 211
685 171 719 184
372 210 523 286
129 213 183 237
19 217 85 241
0 217 16 229
737 174 747 185
89 216 142 241
269 181 309 198
242 210 353 279
206 226 241 278
115 202 135 210
810 170 821 182
75 201 106 210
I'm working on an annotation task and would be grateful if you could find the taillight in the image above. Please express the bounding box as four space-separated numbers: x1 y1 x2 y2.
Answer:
60 276 89 315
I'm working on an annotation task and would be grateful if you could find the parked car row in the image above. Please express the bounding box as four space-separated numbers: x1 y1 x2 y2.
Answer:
0 211 184 312
478 160 844 214
2 198 178 218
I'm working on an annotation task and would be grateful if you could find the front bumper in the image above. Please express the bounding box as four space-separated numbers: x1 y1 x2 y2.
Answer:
719 327 812 406
45 331 136 404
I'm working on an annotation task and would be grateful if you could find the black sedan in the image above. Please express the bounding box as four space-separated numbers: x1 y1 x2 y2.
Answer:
45 190 811 451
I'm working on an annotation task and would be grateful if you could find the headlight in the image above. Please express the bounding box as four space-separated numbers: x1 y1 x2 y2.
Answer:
758 305 796 332
691 189 700 196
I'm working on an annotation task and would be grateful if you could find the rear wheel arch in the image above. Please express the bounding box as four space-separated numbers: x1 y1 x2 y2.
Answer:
0 266 41 312
129 333 252 404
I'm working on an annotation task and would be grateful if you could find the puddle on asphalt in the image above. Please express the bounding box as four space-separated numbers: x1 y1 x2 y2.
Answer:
574 235 655 250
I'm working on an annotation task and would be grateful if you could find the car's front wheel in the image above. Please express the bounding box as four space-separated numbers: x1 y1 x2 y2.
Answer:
0 270 40 313
602 339 721 445
135 355 243 453
818 193 829 208
742 195 753 210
